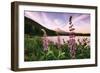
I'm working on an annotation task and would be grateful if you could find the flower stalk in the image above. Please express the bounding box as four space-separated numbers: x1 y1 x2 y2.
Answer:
68 16 76 59
41 29 49 51
56 31 61 48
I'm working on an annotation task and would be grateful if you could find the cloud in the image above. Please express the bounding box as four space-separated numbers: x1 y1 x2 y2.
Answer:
73 15 89 23
25 11 90 33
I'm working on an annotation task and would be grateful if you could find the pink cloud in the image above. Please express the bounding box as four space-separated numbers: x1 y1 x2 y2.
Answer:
25 11 90 33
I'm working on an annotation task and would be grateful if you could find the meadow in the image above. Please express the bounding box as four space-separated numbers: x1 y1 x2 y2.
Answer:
24 35 90 61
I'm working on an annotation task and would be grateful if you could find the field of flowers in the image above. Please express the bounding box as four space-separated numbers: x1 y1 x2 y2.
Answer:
24 36 90 61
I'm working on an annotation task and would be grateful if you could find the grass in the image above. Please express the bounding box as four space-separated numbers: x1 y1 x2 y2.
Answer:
24 36 90 61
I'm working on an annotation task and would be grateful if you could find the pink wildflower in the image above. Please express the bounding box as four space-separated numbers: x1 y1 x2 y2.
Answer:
68 16 76 59
41 29 49 51
56 31 61 48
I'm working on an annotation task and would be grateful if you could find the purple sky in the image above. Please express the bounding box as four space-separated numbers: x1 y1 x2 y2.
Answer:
25 11 90 33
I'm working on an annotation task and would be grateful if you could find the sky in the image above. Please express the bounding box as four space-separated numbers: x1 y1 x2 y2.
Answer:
24 11 90 33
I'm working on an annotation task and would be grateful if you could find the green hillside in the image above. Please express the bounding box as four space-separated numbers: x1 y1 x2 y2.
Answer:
24 17 57 36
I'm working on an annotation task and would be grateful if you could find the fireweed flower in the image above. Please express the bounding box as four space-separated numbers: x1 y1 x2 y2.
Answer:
41 29 49 51
57 35 61 48
63 39 66 44
77 38 90 47
86 40 90 46
42 36 49 51
68 16 76 59
82 38 89 46
56 31 61 48
77 38 82 45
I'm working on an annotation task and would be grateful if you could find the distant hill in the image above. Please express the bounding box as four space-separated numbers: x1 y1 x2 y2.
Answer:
25 17 57 36
24 17 90 36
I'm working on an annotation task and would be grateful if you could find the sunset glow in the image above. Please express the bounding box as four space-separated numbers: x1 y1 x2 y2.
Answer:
25 11 90 33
